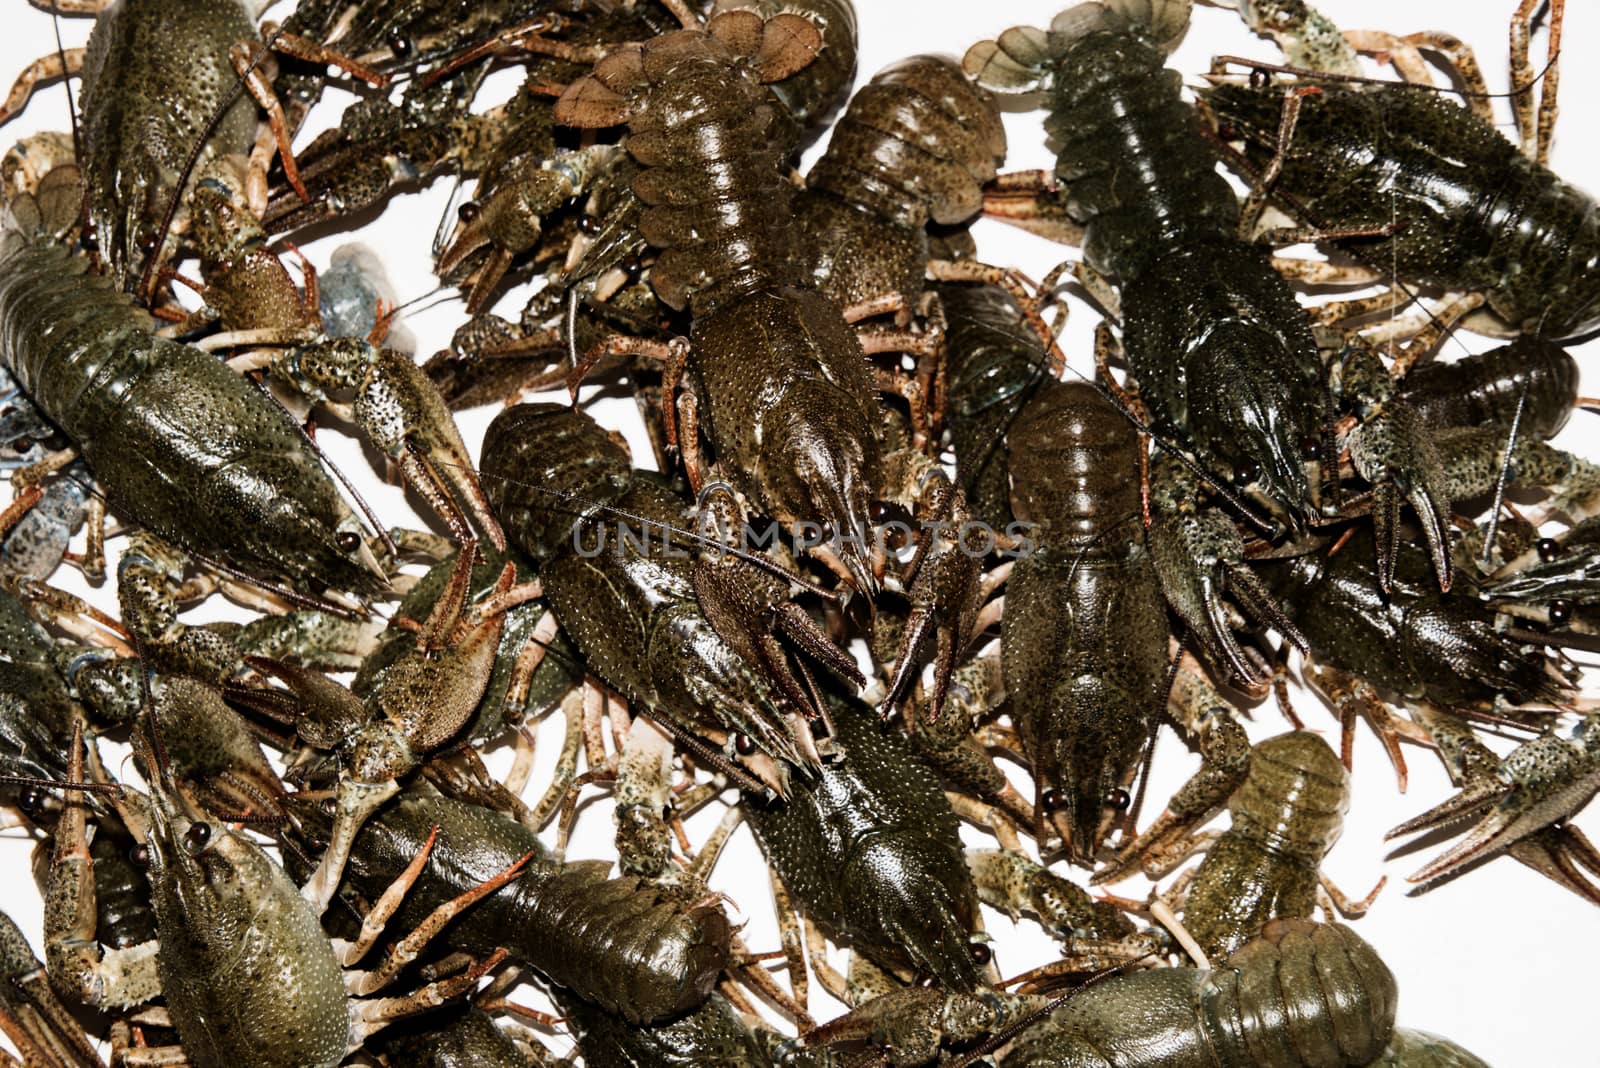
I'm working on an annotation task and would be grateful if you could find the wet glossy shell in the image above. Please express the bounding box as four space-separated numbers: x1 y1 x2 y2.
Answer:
1001 379 1168 859
325 791 730 1024
80 0 260 288
1003 920 1396 1068
149 827 348 1068
0 203 379 595
1182 731 1349 960
1206 84 1600 338
744 693 984 991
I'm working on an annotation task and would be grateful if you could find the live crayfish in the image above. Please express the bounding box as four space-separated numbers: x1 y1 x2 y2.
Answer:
289 784 732 1025
743 688 989 994
938 281 1251 863
480 401 863 788
0 0 1595 1064
554 8 886 596
964 0 1327 535
1205 0 1598 339
0 0 389 295
32 725 527 1068
0 165 391 597
1096 730 1376 967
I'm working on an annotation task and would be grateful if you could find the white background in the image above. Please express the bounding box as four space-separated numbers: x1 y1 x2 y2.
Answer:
1 0 1597 1064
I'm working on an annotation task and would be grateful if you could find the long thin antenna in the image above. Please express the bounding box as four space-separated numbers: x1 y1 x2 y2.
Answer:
1481 375 1531 569
1204 52 1562 103
49 8 80 162
465 463 845 602
138 27 285 302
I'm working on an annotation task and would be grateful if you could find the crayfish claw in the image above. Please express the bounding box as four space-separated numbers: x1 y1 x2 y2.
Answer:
1147 456 1309 690
1225 560 1308 654
1507 824 1600 907
1385 780 1499 844
278 339 507 554
691 559 860 735
775 601 865 691
1333 344 1453 592
881 605 940 718
1396 714 1600 889
879 471 985 725
1369 471 1453 596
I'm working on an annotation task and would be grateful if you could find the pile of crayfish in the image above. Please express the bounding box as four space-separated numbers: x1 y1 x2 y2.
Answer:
0 0 1591 1063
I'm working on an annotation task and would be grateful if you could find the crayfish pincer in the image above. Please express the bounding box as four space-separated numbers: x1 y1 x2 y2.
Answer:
555 11 884 594
743 691 987 992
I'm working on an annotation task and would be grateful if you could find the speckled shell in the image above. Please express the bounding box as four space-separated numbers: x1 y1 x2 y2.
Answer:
744 692 984 991
148 823 349 1068
80 0 261 289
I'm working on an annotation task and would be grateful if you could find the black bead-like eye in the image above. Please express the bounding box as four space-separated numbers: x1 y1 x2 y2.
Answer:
17 787 41 812
1538 538 1562 563
734 733 757 756
1233 460 1260 486
336 531 362 553
1300 434 1322 458
578 213 603 235
1106 787 1131 812
867 499 901 524
457 201 481 224
1250 66 1272 88
1041 788 1067 813
183 822 212 853
128 844 149 866
1549 599 1574 626
388 32 411 58
8 437 31 455
969 941 992 965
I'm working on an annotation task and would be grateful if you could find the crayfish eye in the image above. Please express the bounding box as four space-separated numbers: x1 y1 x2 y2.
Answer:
1041 788 1067 813
16 788 41 813
1538 538 1563 563
578 213 603 235
1232 460 1260 486
1300 434 1322 458
734 733 757 756
1549 599 1574 626
128 844 149 866
969 941 992 965
388 32 411 58
336 531 362 553
183 823 212 853
457 201 481 224
1106 787 1132 812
